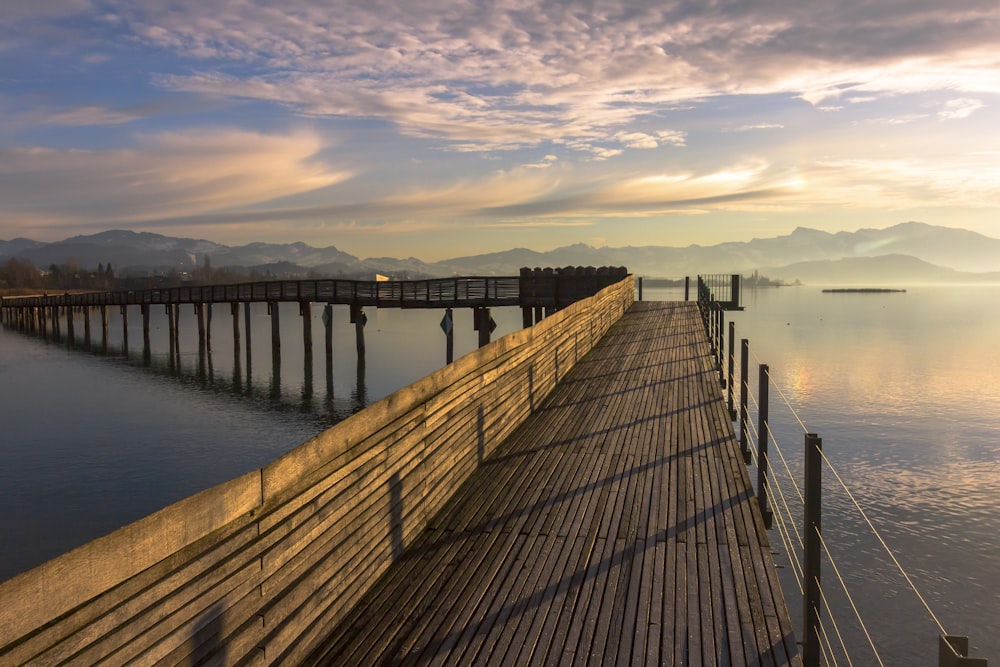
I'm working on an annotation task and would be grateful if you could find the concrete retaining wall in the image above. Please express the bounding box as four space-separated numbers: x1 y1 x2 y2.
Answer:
0 276 634 666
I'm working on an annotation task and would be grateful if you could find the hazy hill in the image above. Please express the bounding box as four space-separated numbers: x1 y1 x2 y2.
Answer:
2 222 999 282
765 254 1000 285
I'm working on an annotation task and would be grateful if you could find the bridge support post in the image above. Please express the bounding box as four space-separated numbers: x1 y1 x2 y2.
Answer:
443 308 455 364
803 432 823 667
231 302 242 390
269 302 281 396
66 305 75 343
166 305 177 368
141 304 150 364
350 304 366 359
84 307 92 347
301 302 313 398
121 305 129 356
756 363 773 528
205 303 213 351
52 305 60 341
196 304 207 376
324 304 334 399
474 307 493 348
100 305 109 354
244 301 253 382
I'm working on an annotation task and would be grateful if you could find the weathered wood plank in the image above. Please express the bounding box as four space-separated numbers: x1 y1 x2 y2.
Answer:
309 301 800 667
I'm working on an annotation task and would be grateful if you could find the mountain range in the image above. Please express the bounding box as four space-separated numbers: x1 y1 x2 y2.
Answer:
2 221 999 285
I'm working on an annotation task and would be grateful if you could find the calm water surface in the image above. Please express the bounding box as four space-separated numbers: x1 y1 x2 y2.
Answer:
0 303 524 580
725 285 1000 665
2 287 997 664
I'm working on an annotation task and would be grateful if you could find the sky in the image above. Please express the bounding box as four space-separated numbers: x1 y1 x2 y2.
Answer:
1 1 998 261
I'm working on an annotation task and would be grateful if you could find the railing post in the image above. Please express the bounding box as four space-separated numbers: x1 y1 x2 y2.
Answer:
939 635 988 666
803 432 823 667
756 363 773 528
716 305 724 386
727 321 735 419
637 276 643 301
740 339 750 463
684 276 690 301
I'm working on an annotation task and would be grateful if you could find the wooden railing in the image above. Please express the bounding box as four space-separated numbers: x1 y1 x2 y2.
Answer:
0 267 629 311
0 276 634 666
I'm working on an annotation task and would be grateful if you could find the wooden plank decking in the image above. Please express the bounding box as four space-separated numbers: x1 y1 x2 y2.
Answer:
307 301 801 666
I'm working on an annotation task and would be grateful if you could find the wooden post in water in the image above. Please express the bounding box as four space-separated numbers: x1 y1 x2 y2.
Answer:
120 305 128 356
84 307 92 347
269 302 281 393
350 303 366 358
474 307 492 348
172 304 181 363
100 305 109 354
244 301 252 380
756 363 773 528
166 304 176 368
205 303 212 351
196 304 207 376
39 305 47 340
52 305 60 341
324 304 334 398
442 308 455 364
231 302 240 354
740 339 750 463
66 304 75 342
803 432 823 667
141 304 150 364
301 301 313 389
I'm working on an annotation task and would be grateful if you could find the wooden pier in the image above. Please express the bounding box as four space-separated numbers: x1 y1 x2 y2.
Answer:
308 300 798 665
0 278 797 666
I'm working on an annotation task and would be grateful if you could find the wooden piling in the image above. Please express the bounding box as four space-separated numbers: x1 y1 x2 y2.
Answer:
350 304 366 358
141 305 150 364
244 301 252 378
324 304 333 398
84 307 92 347
100 305 109 353
270 302 281 393
120 305 128 356
443 308 454 364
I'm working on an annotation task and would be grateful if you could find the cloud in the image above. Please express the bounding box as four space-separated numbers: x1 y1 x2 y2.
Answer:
38 105 143 126
939 98 986 120
63 0 995 154
0 129 351 233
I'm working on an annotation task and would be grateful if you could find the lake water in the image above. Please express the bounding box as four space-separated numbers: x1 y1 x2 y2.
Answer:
726 285 1000 665
1 286 997 664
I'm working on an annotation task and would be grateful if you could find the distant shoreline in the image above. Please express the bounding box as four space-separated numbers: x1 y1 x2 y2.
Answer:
821 288 907 293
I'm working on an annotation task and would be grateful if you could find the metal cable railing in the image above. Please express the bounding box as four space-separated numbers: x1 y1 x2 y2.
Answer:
696 290 987 667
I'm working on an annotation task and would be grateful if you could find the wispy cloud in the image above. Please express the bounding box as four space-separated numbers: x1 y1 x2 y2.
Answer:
0 129 350 232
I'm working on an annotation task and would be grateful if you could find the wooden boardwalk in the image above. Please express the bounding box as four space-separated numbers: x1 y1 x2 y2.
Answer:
308 301 801 666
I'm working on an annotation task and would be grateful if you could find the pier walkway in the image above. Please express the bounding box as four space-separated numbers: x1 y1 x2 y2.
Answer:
309 301 800 666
